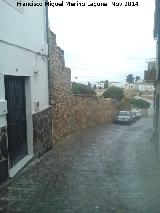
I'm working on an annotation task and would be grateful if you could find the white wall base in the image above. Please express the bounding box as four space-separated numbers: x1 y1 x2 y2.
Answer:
9 155 33 177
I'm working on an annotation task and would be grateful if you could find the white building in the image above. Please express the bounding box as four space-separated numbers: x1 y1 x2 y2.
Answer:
124 83 137 90
0 0 51 183
96 81 124 89
96 81 105 89
108 82 124 88
138 83 154 92
124 82 154 92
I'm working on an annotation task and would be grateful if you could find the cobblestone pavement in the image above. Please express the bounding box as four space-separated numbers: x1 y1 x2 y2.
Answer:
0 117 160 213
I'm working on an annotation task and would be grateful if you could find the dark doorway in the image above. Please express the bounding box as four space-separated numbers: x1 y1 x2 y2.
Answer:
5 76 28 168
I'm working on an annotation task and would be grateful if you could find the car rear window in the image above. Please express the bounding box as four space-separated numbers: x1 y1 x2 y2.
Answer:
119 112 130 116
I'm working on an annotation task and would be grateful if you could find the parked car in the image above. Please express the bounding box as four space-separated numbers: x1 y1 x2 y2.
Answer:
138 110 143 118
130 111 137 122
115 111 133 125
132 109 142 120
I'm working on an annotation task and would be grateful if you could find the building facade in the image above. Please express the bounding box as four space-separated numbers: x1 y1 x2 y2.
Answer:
96 81 105 89
153 0 160 156
144 60 156 83
108 82 123 88
0 0 52 184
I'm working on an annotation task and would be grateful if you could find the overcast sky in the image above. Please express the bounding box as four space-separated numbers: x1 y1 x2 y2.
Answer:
48 0 156 84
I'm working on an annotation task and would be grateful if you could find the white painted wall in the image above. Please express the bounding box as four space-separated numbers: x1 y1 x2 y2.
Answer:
108 82 124 88
96 82 105 88
124 83 136 90
137 83 154 92
0 74 6 127
124 82 154 92
0 0 48 54
0 0 49 127
0 42 49 111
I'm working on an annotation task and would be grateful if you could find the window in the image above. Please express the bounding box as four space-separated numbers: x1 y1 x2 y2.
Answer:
119 112 130 116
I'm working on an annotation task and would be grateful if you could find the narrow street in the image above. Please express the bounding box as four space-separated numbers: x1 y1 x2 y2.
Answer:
0 117 160 213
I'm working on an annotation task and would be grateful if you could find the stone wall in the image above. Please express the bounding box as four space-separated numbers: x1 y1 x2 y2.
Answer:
0 126 8 184
49 30 118 142
53 95 117 142
48 31 71 106
32 107 52 158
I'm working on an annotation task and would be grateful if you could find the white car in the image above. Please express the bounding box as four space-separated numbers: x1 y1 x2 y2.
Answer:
115 111 133 124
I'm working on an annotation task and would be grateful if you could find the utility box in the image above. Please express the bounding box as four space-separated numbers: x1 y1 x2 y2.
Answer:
0 99 7 116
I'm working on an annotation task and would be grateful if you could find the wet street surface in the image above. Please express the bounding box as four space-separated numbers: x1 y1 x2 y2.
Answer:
0 117 160 213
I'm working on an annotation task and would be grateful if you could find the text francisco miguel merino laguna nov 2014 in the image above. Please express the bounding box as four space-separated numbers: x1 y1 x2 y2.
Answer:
16 1 139 7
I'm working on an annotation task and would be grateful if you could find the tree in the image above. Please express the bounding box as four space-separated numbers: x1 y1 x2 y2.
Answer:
135 76 140 82
99 86 102 90
126 74 134 83
93 84 97 89
130 98 150 108
117 98 131 111
88 82 91 88
104 80 109 89
72 82 96 95
102 86 124 101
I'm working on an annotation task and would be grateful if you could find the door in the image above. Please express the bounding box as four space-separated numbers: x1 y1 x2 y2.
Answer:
5 76 28 168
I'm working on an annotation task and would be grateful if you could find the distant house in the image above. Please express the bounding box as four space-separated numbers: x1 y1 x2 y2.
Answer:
108 82 124 88
124 83 137 90
96 81 105 89
96 81 124 89
123 81 154 98
140 83 154 92
124 82 154 92
0 0 52 184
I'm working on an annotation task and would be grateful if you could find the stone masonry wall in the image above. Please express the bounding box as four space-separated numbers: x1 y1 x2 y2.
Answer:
49 30 118 142
0 126 8 184
48 31 71 106
53 96 117 142
32 107 52 158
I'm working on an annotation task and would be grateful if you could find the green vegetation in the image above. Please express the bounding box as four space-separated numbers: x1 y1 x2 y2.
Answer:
88 82 91 88
104 80 109 89
126 74 140 83
93 84 97 89
126 74 134 83
102 86 124 101
135 76 140 82
72 82 96 95
130 98 150 108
